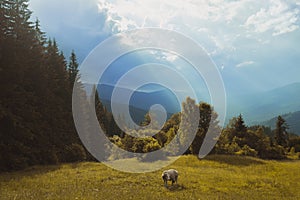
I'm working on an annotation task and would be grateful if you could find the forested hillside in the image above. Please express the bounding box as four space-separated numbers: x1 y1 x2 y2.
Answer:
261 111 300 136
0 0 87 171
227 83 300 123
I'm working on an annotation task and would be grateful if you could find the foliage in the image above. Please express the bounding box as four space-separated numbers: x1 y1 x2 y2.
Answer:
64 143 87 162
214 114 300 160
177 97 199 154
100 96 300 161
0 0 86 171
235 145 258 157
274 116 289 147
163 127 180 156
190 102 221 155
68 50 79 86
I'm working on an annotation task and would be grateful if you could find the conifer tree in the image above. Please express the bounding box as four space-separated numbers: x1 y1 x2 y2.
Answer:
274 116 289 147
68 50 79 87
0 0 87 170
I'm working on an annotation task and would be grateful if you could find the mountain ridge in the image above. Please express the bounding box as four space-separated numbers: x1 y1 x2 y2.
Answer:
259 110 300 135
227 82 300 123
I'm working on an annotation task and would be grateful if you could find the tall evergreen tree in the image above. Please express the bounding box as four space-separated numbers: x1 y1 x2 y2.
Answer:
274 116 289 147
33 18 46 47
235 114 247 134
0 0 87 170
68 50 79 86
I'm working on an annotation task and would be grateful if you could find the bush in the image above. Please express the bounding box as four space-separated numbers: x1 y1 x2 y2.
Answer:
131 137 166 162
143 138 161 152
235 145 258 157
226 141 241 154
65 143 87 162
289 147 296 155
294 144 300 152
261 145 286 160
4 154 29 171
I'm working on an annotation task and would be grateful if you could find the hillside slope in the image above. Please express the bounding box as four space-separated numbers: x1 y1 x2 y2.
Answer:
228 82 300 123
1 155 299 200
260 111 300 135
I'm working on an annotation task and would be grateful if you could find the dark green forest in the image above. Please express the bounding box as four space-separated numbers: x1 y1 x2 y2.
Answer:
0 0 87 171
1 0 300 172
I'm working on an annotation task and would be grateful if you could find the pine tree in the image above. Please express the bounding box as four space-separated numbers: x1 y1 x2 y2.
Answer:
226 114 247 143
68 50 79 87
0 0 44 170
34 18 46 47
94 86 107 131
0 0 87 170
235 114 247 135
274 116 289 147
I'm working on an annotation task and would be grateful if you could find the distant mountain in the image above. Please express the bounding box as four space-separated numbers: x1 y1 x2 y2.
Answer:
96 82 300 126
227 82 300 123
100 99 175 125
97 83 181 124
260 111 300 135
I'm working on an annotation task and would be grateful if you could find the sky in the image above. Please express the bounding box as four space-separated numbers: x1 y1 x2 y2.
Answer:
29 0 300 95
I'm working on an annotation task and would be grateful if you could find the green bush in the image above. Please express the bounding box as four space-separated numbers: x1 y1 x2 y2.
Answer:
226 141 241 154
65 143 87 162
294 144 300 152
235 145 258 157
261 145 286 160
143 139 161 152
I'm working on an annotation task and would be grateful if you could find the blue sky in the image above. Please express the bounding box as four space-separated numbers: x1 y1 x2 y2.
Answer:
29 0 300 95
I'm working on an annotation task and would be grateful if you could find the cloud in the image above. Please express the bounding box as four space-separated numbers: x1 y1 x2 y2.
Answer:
97 0 138 33
146 51 179 64
95 0 300 58
236 61 255 68
245 0 300 36
165 54 178 62
29 0 300 91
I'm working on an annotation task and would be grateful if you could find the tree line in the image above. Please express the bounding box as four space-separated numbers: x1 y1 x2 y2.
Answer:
0 0 88 171
97 96 300 161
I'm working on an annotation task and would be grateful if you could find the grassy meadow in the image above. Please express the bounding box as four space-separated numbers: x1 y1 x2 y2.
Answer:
1 155 300 200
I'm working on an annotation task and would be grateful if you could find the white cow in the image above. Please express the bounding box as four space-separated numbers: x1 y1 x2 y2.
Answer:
162 169 178 187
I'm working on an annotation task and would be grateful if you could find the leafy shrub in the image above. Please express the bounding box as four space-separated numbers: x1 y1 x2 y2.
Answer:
65 143 87 162
226 141 241 154
261 145 286 160
235 145 258 157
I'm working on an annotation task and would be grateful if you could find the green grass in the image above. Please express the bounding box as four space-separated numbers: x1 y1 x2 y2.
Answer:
1 155 300 200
